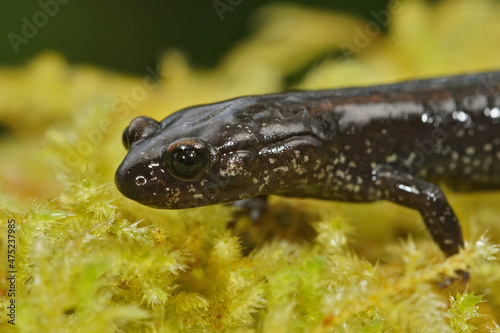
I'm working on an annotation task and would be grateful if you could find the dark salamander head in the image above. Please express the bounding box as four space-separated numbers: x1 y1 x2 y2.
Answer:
115 95 336 209
115 98 266 208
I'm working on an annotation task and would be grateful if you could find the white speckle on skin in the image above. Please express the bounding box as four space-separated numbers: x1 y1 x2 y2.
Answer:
169 189 181 203
386 153 397 163
490 107 500 118
297 168 306 175
452 111 470 122
345 183 354 191
314 160 321 171
148 162 160 169
483 143 493 152
335 170 345 179
252 178 259 184
269 158 276 164
465 147 475 156
220 157 251 177
193 194 204 199
405 152 417 165
273 166 289 172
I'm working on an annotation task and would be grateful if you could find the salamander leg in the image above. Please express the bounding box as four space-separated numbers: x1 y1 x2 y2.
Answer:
232 195 269 223
372 164 464 257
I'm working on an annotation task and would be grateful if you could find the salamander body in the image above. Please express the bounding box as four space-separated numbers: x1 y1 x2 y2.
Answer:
116 71 500 257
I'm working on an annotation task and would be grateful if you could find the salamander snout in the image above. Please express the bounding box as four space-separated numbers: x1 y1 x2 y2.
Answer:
114 159 157 205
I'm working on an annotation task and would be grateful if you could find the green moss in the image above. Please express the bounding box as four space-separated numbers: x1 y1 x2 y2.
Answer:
1 0 500 332
449 289 485 332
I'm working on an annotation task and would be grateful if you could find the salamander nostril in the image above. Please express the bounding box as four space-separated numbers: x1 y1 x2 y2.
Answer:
114 168 152 204
135 176 147 186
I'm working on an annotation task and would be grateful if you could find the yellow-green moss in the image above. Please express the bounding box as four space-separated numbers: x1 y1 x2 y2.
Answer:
1 0 500 332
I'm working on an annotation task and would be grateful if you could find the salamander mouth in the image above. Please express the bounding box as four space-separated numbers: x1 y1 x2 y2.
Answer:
133 180 253 209
137 196 212 209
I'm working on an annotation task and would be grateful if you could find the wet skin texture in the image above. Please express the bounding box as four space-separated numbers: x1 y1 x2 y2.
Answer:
116 71 500 257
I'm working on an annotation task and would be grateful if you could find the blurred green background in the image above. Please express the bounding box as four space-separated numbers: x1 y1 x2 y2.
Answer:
0 0 393 74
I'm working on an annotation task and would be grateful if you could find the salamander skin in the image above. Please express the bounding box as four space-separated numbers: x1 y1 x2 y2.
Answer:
116 71 500 257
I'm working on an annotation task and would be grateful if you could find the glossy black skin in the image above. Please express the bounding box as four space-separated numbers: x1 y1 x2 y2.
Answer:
116 71 500 257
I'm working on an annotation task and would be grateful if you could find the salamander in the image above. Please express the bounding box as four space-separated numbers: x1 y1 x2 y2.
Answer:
115 71 500 258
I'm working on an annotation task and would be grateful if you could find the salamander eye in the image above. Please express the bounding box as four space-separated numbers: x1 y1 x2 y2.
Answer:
122 127 131 150
122 116 161 150
164 139 211 181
